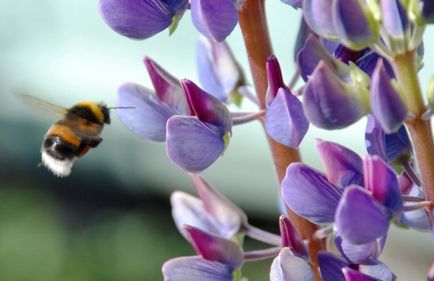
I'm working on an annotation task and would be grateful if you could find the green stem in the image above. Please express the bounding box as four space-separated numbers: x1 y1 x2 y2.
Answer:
392 51 434 209
238 1 324 280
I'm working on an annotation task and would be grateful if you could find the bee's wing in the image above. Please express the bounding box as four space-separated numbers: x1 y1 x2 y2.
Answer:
16 93 68 118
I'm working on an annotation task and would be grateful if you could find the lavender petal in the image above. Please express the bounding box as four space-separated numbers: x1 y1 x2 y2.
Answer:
265 88 309 148
117 82 175 141
166 116 226 173
335 186 390 245
281 163 342 223
162 256 233 281
190 0 238 42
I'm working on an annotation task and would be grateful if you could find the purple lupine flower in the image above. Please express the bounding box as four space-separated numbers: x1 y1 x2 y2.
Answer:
265 56 309 148
171 175 247 239
166 80 232 172
196 36 245 103
370 59 408 133
303 61 367 129
365 115 411 163
164 176 253 281
99 0 188 39
270 248 313 281
190 0 238 42
117 58 231 172
117 57 186 141
335 156 402 245
282 145 403 246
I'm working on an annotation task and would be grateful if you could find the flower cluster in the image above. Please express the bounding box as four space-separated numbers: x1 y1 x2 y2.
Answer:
98 0 434 280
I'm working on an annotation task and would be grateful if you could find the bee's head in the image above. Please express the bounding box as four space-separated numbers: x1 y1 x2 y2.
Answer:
99 104 111 124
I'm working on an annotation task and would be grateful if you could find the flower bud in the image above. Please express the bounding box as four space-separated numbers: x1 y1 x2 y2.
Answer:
303 61 367 129
370 59 407 133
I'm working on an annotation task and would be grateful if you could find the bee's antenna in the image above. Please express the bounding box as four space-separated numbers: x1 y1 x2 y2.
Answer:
108 106 135 110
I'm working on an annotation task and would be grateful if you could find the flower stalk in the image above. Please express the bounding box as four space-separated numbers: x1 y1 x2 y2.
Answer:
392 51 434 209
238 0 324 279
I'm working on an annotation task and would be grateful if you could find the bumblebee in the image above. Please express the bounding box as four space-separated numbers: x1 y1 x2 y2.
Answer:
18 94 112 177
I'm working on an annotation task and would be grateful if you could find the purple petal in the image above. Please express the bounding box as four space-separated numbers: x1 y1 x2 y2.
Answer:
384 125 412 161
162 256 233 281
166 116 226 173
181 79 232 132
196 37 244 102
190 0 238 42
399 208 431 231
343 268 382 281
270 248 314 281
265 88 309 148
297 35 346 82
266 56 289 102
335 186 390 245
370 59 407 133
184 225 243 268
281 163 342 223
279 216 308 258
316 139 363 188
381 0 409 38
398 186 430 230
336 236 383 264
318 252 349 281
294 18 312 61
303 62 366 129
98 0 175 39
191 175 246 237
365 115 411 163
422 0 434 23
363 155 402 212
333 0 379 49
333 45 364 64
365 115 388 160
281 0 302 9
117 82 176 141
144 57 188 114
356 51 395 78
303 0 337 38
359 262 395 281
171 191 224 239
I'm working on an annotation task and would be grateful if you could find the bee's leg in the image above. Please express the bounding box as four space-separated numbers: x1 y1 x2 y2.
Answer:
85 137 103 148
76 137 102 157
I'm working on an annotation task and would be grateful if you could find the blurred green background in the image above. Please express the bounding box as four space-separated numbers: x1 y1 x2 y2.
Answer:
0 1 433 280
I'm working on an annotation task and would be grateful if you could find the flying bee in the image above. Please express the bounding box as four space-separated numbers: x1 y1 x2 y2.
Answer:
17 94 132 177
